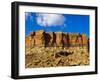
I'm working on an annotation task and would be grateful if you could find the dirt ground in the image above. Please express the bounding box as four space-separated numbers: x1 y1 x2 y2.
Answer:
25 46 89 68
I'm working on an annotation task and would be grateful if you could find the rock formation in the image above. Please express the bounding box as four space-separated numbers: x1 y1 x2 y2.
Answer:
25 32 35 48
25 30 89 48
62 33 69 46
34 30 45 46
76 34 83 46
45 32 53 46
82 34 88 45
68 33 80 46
55 32 63 46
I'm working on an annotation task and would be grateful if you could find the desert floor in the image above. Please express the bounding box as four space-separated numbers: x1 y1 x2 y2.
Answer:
25 46 89 68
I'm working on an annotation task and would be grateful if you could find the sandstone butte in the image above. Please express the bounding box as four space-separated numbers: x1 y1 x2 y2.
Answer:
25 30 89 48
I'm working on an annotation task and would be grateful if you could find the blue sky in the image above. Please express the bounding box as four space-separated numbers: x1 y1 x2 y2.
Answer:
25 12 90 37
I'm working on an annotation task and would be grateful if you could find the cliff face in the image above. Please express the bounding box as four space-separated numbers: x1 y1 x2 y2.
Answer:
25 30 89 48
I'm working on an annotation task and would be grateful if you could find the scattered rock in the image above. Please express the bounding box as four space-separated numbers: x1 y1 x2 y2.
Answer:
55 51 73 58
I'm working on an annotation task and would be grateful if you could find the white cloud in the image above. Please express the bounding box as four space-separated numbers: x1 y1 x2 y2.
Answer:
36 13 66 27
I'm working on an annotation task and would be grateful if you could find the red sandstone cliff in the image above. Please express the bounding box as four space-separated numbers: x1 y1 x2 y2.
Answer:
25 30 89 48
